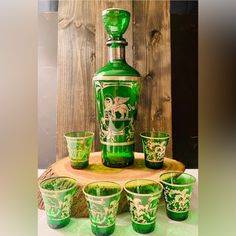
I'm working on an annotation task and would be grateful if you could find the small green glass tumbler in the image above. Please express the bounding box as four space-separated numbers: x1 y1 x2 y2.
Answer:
140 131 169 169
124 179 163 234
64 131 94 169
160 171 196 221
39 176 77 229
83 181 122 236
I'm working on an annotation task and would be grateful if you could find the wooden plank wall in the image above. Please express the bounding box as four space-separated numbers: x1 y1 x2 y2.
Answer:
57 0 172 160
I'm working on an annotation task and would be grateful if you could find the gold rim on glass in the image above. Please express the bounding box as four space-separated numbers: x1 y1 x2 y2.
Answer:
124 179 163 196
140 131 170 140
83 181 122 199
64 131 94 139
39 176 77 193
159 171 196 187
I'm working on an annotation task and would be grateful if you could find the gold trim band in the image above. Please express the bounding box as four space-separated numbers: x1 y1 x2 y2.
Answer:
100 140 134 146
70 159 87 163
91 222 115 228
131 219 156 225
167 208 189 213
93 76 140 81
146 159 164 163
47 216 70 221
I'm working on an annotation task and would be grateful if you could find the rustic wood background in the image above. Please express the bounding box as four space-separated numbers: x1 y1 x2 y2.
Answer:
57 0 172 160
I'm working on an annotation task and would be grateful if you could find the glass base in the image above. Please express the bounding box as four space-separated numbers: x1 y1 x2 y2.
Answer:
132 221 156 234
102 144 134 168
145 160 163 169
167 210 189 221
47 217 70 229
102 157 134 168
70 160 88 169
91 224 115 236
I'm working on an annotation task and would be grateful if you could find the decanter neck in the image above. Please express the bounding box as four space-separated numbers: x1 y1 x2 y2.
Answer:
107 39 127 62
108 45 125 61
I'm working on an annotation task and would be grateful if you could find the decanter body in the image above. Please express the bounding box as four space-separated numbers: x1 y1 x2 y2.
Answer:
93 8 141 167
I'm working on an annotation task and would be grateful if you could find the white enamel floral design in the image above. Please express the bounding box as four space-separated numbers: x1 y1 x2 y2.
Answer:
127 195 159 224
144 140 167 162
67 140 92 161
164 186 191 213
87 197 119 227
43 193 73 220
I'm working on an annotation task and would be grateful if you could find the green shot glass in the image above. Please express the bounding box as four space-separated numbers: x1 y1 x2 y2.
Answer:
39 176 77 229
124 179 163 234
83 181 122 236
160 172 196 221
64 131 94 169
140 132 169 169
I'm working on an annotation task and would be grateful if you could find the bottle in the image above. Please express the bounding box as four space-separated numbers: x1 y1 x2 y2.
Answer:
93 8 141 167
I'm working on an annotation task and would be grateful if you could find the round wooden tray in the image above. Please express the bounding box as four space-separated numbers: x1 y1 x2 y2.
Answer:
38 152 185 218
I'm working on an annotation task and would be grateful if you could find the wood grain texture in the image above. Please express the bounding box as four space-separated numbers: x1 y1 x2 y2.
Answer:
57 0 96 159
57 0 172 159
38 152 185 217
133 1 172 156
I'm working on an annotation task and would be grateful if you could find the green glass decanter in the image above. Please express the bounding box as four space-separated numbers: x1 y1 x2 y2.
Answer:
93 8 141 167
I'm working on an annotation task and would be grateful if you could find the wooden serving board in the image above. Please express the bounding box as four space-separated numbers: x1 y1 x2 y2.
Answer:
38 152 185 218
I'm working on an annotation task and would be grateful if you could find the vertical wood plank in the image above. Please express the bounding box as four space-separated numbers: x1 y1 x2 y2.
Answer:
133 0 172 157
57 0 96 159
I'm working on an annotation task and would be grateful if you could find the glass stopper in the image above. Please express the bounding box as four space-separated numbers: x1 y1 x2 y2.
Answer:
102 8 130 41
